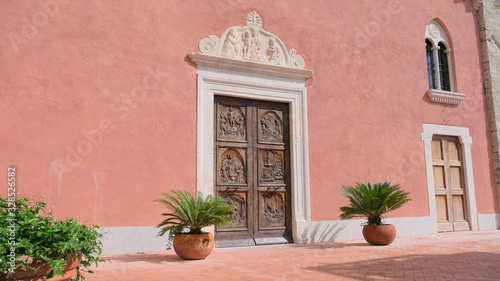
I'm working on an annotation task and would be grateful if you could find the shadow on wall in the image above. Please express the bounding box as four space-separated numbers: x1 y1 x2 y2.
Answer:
304 251 500 280
452 0 476 14
300 222 347 243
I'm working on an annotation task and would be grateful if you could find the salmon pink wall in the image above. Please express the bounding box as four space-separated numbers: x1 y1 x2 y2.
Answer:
0 0 497 228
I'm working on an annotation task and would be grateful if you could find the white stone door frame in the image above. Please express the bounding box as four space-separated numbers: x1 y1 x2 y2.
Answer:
421 124 478 232
189 58 312 243
189 10 313 243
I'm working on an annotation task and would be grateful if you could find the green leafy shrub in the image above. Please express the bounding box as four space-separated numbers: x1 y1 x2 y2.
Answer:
0 196 106 280
155 190 235 249
339 182 411 226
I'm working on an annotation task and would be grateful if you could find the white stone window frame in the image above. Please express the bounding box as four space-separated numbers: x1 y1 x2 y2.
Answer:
421 124 478 232
425 20 465 105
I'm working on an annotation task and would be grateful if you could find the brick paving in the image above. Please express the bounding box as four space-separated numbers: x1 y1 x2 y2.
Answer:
90 230 500 280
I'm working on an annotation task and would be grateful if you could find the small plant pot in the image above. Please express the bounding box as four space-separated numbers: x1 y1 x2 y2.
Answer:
6 254 80 281
173 233 215 260
362 224 396 245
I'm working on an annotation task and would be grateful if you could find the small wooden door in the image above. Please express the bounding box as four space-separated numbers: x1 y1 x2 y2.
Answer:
431 136 470 232
214 96 292 247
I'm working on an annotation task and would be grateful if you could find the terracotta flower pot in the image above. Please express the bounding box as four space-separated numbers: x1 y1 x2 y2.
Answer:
362 224 396 245
173 233 215 260
6 254 80 281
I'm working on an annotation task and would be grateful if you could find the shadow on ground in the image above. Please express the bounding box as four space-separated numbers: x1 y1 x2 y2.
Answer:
303 252 500 280
105 252 183 263
295 241 375 249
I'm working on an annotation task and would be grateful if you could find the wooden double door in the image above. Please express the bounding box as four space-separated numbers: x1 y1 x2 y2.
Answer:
431 135 470 232
214 96 292 246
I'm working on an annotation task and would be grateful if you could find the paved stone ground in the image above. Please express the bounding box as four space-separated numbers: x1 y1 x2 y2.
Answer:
89 230 500 280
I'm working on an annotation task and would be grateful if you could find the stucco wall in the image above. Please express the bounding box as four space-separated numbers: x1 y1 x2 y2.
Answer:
0 0 496 233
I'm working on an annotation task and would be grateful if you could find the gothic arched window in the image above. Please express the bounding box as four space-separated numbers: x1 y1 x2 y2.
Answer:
425 21 453 91
426 39 437 90
424 20 464 104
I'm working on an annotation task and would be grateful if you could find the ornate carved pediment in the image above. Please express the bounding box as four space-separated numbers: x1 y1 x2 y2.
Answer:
197 11 306 69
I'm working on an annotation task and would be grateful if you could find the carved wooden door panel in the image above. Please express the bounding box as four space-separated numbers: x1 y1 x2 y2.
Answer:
214 96 292 247
431 136 470 232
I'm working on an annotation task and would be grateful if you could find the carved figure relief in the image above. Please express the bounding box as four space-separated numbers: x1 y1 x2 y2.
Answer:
261 192 285 226
264 203 284 223
261 150 284 184
429 24 440 39
242 28 262 61
260 111 283 142
198 11 307 69
219 105 246 141
221 29 239 58
219 149 246 184
214 97 291 240
219 192 246 228
267 38 281 65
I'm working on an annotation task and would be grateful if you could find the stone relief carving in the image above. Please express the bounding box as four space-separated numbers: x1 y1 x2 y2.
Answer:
261 150 284 184
289 49 305 69
247 10 262 28
198 11 306 69
220 149 245 183
260 111 283 141
199 35 219 55
221 29 239 58
219 105 246 140
242 27 263 61
267 38 281 65
429 24 440 39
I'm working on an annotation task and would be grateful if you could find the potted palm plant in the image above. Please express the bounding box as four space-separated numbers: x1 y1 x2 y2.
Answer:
155 190 235 260
339 182 411 245
0 196 105 281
